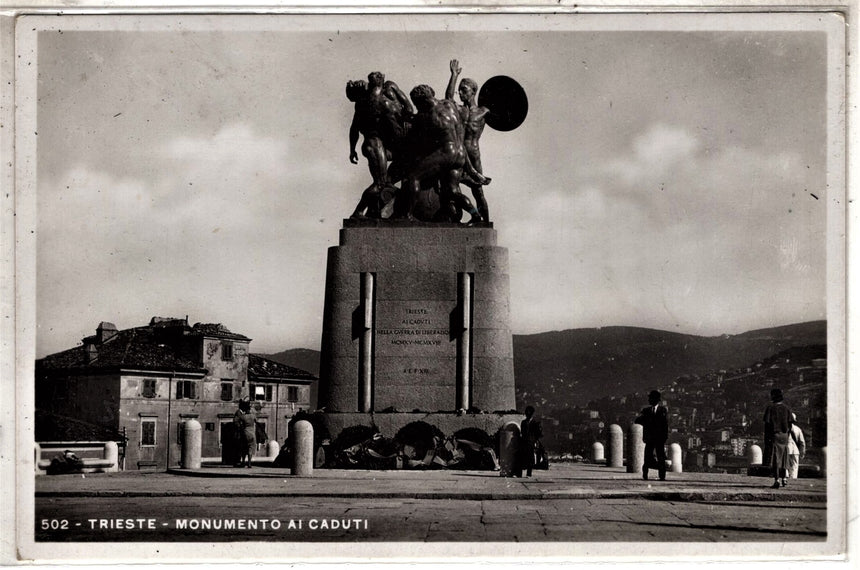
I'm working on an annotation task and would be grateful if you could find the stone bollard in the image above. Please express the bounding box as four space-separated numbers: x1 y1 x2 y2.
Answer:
180 419 202 469
104 441 119 472
292 420 314 477
606 424 624 468
591 442 605 463
267 439 280 460
627 423 645 474
747 444 763 466
669 443 682 473
499 422 520 477
821 446 827 478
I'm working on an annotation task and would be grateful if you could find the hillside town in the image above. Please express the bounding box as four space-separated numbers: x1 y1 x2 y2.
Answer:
530 345 827 472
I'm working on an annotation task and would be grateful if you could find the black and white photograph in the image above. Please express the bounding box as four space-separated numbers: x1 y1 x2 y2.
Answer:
2 2 852 564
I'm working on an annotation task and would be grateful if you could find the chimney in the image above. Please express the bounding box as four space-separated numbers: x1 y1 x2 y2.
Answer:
97 322 118 344
85 342 98 363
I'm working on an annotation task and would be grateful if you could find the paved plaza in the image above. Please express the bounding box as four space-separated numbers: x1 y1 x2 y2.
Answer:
33 463 826 543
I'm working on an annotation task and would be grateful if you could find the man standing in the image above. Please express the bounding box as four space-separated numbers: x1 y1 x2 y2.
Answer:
764 388 793 488
446 59 492 222
635 390 669 481
518 405 543 478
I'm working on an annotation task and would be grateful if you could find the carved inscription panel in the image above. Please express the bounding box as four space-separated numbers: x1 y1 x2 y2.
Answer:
373 273 458 409
375 302 453 357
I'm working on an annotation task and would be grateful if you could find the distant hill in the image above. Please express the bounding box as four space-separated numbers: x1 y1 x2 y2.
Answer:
265 321 827 410
512 321 826 409
263 348 320 376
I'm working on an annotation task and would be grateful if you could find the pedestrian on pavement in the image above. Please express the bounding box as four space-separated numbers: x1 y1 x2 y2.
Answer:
635 390 669 481
234 398 258 468
517 405 543 477
787 412 806 479
763 388 793 488
254 401 268 451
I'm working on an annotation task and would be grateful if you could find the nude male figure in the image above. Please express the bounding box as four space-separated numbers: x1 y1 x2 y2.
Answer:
397 84 483 224
346 72 413 217
446 59 492 222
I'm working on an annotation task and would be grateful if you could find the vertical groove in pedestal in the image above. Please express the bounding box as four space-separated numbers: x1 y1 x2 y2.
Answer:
457 272 472 410
359 272 374 412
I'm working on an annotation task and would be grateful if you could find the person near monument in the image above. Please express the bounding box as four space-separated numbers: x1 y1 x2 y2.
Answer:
233 398 258 468
517 405 543 477
346 72 413 218
787 412 806 479
395 83 485 224
634 390 669 481
446 59 492 222
763 388 793 488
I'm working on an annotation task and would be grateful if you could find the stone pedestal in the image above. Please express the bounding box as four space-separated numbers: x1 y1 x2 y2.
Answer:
318 219 516 417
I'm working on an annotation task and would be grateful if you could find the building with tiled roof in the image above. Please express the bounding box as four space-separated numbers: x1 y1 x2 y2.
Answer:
36 317 317 470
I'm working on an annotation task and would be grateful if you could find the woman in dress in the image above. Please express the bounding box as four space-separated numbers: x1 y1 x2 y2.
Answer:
234 399 258 468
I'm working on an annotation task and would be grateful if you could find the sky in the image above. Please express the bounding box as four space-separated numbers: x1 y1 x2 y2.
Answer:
32 14 832 357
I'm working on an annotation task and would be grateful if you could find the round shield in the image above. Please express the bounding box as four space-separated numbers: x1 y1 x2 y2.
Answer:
478 75 528 132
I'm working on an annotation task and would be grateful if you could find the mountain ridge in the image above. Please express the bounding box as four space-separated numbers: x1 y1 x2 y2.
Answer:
262 321 827 407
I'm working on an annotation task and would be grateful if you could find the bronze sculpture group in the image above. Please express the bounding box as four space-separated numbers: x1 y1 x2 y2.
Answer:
347 60 518 224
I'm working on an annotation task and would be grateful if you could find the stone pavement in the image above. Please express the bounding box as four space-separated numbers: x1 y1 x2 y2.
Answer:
35 462 826 503
33 464 828 543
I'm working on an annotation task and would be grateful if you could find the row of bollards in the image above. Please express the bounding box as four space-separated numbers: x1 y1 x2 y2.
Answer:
179 419 803 477
595 424 683 473
180 419 314 477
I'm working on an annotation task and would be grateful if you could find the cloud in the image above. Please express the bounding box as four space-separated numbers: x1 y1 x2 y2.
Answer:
606 123 701 186
499 121 825 336
36 123 335 356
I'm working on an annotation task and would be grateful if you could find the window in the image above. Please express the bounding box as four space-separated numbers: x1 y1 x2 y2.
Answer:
222 342 234 361
141 419 156 447
220 382 233 402
287 386 299 402
250 384 273 402
142 379 157 398
175 380 197 400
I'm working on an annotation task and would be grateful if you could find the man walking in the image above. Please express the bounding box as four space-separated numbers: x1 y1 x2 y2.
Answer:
635 390 669 481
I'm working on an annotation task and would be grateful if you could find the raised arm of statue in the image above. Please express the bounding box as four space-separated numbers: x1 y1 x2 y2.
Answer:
349 112 360 164
446 59 462 101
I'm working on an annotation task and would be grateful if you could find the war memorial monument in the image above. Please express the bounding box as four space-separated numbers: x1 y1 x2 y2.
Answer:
317 62 529 442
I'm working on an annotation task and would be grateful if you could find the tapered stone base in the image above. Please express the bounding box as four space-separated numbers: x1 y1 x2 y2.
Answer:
318 219 516 414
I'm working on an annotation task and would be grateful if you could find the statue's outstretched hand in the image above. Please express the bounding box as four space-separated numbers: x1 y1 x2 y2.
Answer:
450 59 461 75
